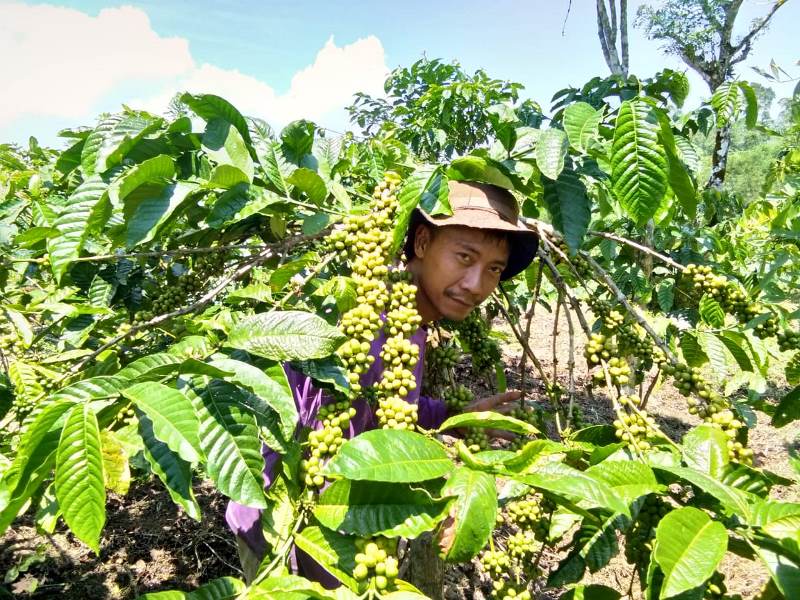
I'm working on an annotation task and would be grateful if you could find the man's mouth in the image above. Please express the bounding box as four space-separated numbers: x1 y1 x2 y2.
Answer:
448 296 473 308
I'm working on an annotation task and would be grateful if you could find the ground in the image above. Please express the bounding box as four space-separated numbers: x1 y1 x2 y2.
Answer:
1 311 798 599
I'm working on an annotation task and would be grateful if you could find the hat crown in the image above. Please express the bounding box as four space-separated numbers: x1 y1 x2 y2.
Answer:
446 180 519 225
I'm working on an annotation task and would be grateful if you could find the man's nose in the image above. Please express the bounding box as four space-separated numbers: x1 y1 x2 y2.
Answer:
459 265 484 297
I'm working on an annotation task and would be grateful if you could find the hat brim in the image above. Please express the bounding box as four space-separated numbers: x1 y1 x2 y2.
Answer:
403 209 539 281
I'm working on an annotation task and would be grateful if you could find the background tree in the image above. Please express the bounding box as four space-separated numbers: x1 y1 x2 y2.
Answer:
347 58 533 162
636 0 788 188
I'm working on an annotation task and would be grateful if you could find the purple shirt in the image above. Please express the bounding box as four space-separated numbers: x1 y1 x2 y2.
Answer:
225 325 448 562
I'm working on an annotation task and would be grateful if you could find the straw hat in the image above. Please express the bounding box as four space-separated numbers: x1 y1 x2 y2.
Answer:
403 180 539 280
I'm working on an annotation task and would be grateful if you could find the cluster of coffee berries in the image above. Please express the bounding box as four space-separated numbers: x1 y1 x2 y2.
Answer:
511 405 545 431
614 406 657 452
376 270 422 430
753 312 779 338
480 549 511 577
464 429 490 452
501 494 549 539
133 253 226 324
0 328 24 360
301 401 355 488
592 356 631 387
447 311 500 374
584 332 614 365
443 384 473 412
778 329 800 352
617 325 653 361
683 264 730 300
602 309 625 332
625 494 670 563
505 530 539 563
489 579 532 600
426 343 460 371
661 363 714 403
353 536 399 591
708 408 752 464
555 239 591 278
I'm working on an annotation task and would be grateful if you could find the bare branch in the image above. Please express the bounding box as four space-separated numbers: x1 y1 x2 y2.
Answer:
731 0 786 59
588 230 685 271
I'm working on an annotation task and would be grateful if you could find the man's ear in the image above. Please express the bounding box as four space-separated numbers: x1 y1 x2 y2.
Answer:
413 224 432 259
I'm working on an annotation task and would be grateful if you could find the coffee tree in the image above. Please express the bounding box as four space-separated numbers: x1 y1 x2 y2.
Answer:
1 67 800 600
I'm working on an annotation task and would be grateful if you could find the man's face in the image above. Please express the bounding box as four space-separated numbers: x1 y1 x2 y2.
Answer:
412 224 510 321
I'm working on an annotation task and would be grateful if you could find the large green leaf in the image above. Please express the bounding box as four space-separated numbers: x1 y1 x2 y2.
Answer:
247 574 358 600
325 429 452 482
226 311 345 361
681 425 729 477
536 128 569 180
181 93 253 152
122 382 202 464
125 181 199 248
437 411 539 436
208 358 297 440
47 176 109 283
439 467 497 562
654 507 727 598
718 332 753 372
202 118 254 183
314 479 449 538
698 295 725 327
749 538 800 599
191 380 268 508
738 81 759 128
656 114 697 219
773 385 800 427
109 154 175 208
116 353 185 381
583 460 661 506
511 462 629 516
392 166 452 253
786 353 800 386
287 167 328 204
81 115 121 175
54 403 106 553
138 412 201 520
680 331 708 367
94 114 163 173
293 526 359 590
446 156 514 190
542 166 591 252
258 140 293 195
561 585 621 600
281 120 316 164
654 465 750 518
563 102 604 153
610 100 668 225
711 82 741 128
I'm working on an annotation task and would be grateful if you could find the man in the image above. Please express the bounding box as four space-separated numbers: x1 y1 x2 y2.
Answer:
226 179 539 580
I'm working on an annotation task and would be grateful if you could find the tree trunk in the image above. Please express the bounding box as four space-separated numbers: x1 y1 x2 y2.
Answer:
706 123 732 190
405 533 446 599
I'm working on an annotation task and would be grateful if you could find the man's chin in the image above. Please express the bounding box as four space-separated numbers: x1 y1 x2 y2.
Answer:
440 304 474 321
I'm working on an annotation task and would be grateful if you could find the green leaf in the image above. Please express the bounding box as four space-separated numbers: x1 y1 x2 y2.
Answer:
280 120 316 164
314 479 449 538
711 82 741 129
610 100 668 225
773 385 800 428
287 168 328 204
116 353 184 381
440 467 497 561
446 155 514 190
208 358 298 440
656 114 697 219
247 574 357 600
54 403 106 553
583 460 661 506
682 425 729 477
202 118 254 182
122 382 202 464
227 311 345 361
654 507 727 598
786 353 800 386
181 93 253 152
749 538 800 599
698 331 728 378
563 102 604 153
207 164 250 189
438 411 539 436
657 279 675 311
94 114 163 173
188 576 246 600
512 462 629 516
698 295 725 327
258 141 293 195
536 128 569 180
47 176 109 283
125 182 199 248
542 166 591 252
392 166 452 253
680 331 708 367
191 380 268 508
325 429 452 482
81 115 121 175
100 430 130 495
737 82 759 128
293 526 359 590
654 465 750 518
109 154 175 207
562 584 621 600
718 332 753 372
138 412 201 520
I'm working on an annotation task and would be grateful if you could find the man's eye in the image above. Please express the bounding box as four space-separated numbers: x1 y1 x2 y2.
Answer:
457 252 471 262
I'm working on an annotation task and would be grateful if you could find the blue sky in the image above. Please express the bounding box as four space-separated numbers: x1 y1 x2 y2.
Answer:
1 0 797 147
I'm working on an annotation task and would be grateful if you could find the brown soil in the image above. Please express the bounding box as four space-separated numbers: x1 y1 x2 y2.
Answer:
2 311 798 599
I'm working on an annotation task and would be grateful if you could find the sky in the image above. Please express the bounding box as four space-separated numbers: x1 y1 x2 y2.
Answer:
1 0 798 148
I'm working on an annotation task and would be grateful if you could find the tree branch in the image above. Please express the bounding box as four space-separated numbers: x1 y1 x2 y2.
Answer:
588 230 685 271
620 0 630 75
731 0 786 59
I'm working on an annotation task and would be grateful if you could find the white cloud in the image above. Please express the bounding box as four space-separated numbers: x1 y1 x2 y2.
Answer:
0 2 388 137
134 35 388 130
0 3 194 127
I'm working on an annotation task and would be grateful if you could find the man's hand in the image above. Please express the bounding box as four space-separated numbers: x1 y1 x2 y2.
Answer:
465 389 523 413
